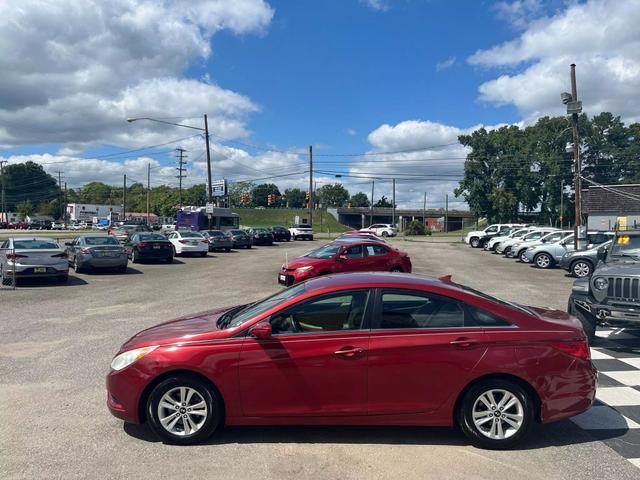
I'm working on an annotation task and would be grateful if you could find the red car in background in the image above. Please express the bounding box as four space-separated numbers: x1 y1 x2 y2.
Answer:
106 272 595 449
278 240 411 286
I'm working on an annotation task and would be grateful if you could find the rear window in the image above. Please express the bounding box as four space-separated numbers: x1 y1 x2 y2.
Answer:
295 224 311 228
180 232 203 238
84 237 119 245
14 239 59 249
205 230 225 237
138 234 166 241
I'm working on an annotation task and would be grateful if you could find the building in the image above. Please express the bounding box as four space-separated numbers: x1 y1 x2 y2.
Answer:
333 207 475 232
66 203 118 222
583 184 640 230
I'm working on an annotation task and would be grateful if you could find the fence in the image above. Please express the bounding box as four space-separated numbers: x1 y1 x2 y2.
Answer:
0 247 16 290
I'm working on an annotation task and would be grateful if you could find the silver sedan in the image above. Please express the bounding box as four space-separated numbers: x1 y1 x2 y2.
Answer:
66 235 128 273
0 237 69 284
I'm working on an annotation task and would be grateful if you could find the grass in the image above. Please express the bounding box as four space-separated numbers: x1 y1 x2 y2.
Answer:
233 208 350 233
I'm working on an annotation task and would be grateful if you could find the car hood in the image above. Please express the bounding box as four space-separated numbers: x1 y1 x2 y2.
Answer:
119 305 240 351
594 260 640 276
284 256 330 270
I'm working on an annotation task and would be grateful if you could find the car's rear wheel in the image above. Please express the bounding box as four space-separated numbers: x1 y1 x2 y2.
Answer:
147 376 221 445
200 252 207 257
390 266 403 272
131 249 139 263
74 260 85 273
166 255 174 264
534 253 553 269
470 237 480 248
57 274 69 284
571 260 593 278
381 231 389 237
458 379 533 449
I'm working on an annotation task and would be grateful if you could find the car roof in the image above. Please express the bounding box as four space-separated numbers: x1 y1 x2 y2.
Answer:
303 272 454 293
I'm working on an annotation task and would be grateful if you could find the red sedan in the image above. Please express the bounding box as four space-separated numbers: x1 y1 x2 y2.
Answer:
106 273 595 449
278 240 411 286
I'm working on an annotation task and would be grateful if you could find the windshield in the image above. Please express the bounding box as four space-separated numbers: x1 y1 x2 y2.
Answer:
226 283 307 328
14 239 59 249
306 244 341 259
229 230 246 235
610 235 640 258
85 236 119 245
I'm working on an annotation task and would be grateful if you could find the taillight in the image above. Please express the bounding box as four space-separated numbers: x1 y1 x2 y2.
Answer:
178 239 189 244
201 240 208 244
138 242 149 247
52 252 68 258
6 253 27 260
549 341 591 361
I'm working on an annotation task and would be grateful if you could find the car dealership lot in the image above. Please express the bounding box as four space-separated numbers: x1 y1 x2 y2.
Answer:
2 239 640 480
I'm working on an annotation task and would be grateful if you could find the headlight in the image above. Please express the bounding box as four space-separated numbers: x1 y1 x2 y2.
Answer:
593 277 609 291
296 266 313 273
110 346 158 371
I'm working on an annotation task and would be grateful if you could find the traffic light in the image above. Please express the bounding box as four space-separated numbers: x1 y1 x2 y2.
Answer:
267 194 272 206
305 191 310 201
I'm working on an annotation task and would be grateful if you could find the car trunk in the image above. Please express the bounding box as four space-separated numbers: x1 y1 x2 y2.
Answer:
15 249 64 265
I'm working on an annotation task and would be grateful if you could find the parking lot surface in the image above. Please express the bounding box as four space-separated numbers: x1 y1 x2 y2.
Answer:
2 238 640 480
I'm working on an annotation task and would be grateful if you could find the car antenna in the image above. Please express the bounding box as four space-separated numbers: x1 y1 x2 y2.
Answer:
438 274 453 283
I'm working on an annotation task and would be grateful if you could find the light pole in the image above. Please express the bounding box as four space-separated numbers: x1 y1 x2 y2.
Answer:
127 116 214 227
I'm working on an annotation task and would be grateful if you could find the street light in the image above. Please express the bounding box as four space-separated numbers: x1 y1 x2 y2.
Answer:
127 115 214 228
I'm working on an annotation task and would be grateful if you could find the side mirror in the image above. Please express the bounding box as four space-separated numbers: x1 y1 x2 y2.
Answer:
250 322 272 340
596 248 607 262
337 255 348 261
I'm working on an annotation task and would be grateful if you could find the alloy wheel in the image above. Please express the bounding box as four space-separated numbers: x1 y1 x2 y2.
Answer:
157 386 208 436
572 261 591 278
535 254 551 268
472 389 524 440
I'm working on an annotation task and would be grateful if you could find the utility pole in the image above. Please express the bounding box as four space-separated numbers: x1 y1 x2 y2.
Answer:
570 64 581 249
423 192 427 226
445 194 449 233
122 174 127 221
370 180 375 226
147 163 151 226
392 178 396 228
204 114 213 229
560 179 564 229
0 160 6 223
55 170 64 221
64 182 68 226
175 147 188 208
308 145 313 226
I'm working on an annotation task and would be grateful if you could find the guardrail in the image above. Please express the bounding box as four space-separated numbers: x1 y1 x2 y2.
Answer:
0 247 16 290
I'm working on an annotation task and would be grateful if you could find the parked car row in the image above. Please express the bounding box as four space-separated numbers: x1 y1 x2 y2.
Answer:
467 223 615 277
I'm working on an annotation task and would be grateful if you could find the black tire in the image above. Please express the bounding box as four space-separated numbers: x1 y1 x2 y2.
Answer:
518 250 527 262
381 231 389 237
470 237 480 248
390 266 403 272
117 265 127 274
225 248 231 252
247 245 252 249
458 379 533 450
200 252 207 257
131 249 139 264
57 275 69 284
166 255 174 264
147 376 221 445
74 260 85 273
533 252 553 269
571 260 593 278
569 301 596 343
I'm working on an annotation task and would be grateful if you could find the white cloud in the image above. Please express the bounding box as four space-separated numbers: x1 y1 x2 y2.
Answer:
360 0 389 12
435 56 456 72
469 0 640 123
493 0 547 30
0 0 274 149
346 128 357 136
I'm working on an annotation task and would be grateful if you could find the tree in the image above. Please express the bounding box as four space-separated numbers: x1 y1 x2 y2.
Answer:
16 200 35 220
284 188 306 208
228 181 255 207
183 184 207 206
251 183 281 207
349 192 370 207
0 161 60 211
317 183 349 208
374 195 395 208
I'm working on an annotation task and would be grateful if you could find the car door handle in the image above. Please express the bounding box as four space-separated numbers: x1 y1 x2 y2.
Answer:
334 347 364 357
450 338 478 348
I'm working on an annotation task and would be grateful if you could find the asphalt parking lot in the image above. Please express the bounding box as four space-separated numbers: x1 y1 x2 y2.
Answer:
2 238 640 480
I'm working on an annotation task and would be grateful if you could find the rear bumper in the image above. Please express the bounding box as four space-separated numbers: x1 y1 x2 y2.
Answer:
80 254 128 268
208 241 232 251
9 262 68 277
541 361 597 423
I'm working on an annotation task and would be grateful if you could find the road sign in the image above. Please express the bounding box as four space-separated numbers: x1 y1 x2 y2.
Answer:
211 180 227 197
205 203 214 214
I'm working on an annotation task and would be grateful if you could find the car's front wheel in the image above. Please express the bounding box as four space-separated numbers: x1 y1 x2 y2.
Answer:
534 253 553 269
571 260 593 278
147 376 221 445
458 379 533 449
470 237 480 248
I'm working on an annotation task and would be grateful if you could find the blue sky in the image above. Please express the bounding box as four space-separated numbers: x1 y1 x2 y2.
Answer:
1 0 638 208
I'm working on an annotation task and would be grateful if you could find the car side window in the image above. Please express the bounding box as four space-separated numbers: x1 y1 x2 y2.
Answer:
466 306 513 328
486 226 498 234
366 245 389 256
270 291 370 335
545 232 562 242
498 226 510 233
378 291 465 329
344 245 364 259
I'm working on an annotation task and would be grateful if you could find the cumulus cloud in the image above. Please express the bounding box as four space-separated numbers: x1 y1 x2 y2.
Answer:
359 0 389 12
0 0 274 149
469 0 640 123
435 56 456 72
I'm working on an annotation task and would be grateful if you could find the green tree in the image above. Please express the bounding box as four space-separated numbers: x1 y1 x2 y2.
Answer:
251 183 281 207
0 161 60 210
317 183 349 207
184 184 207 206
16 200 35 220
374 195 395 208
349 192 370 207
284 188 306 208
228 181 255 207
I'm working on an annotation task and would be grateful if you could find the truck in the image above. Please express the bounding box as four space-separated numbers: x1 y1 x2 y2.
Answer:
568 230 640 342
175 207 240 232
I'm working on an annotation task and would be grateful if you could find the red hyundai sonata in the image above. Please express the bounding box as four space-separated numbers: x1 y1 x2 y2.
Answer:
106 272 595 449
278 240 411 286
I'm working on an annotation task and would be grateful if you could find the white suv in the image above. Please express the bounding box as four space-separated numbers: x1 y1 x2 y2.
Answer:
289 223 314 241
465 224 525 248
360 224 397 237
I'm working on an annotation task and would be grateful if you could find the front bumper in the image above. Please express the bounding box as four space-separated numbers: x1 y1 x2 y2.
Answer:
278 269 314 286
572 293 640 325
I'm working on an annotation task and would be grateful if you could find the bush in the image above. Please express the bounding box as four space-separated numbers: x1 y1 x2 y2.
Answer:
404 220 431 236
